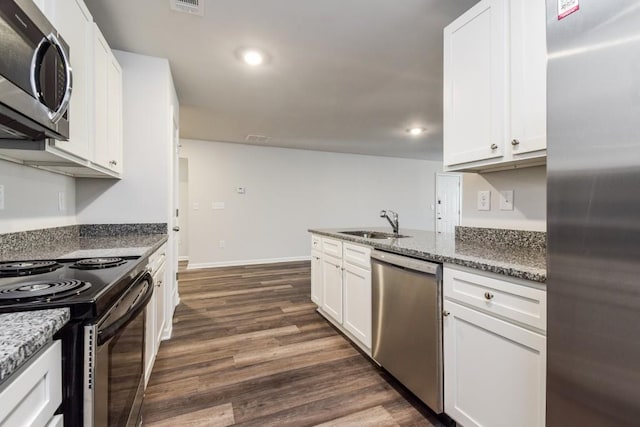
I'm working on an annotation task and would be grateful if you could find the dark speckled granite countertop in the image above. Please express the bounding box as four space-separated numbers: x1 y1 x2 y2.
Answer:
0 309 70 385
309 228 546 283
0 234 167 262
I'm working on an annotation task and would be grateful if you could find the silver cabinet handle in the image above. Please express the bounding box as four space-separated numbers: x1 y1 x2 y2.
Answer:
490 144 498 150
511 139 520 146
443 310 450 317
173 226 180 232
484 292 494 300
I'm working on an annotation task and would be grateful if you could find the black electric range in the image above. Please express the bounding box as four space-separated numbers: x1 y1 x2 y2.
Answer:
0 256 146 317
0 254 152 427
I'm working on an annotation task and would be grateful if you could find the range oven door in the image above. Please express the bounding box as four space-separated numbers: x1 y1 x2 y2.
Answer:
0 0 72 140
84 271 153 427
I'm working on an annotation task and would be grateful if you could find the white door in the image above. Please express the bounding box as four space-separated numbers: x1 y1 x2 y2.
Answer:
178 157 189 261
171 114 180 307
435 173 461 234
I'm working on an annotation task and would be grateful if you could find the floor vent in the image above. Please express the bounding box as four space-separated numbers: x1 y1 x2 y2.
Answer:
170 0 204 16
245 135 272 144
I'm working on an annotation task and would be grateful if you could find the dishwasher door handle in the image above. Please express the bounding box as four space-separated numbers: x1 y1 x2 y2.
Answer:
371 250 440 275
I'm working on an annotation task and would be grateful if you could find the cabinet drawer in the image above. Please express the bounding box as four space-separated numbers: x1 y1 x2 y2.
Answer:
321 237 343 258
148 243 167 271
0 340 62 427
443 266 546 332
311 234 322 251
343 243 371 270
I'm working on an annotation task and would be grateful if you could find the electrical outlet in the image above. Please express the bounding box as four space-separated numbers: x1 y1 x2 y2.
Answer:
219 240 225 248
236 187 246 194
0 185 4 210
477 191 491 211
500 190 514 211
193 202 200 210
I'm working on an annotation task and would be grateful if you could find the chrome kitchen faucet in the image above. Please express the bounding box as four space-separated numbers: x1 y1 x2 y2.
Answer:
380 210 399 235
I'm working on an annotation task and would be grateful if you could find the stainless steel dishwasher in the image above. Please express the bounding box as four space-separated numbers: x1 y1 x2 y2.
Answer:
371 250 443 413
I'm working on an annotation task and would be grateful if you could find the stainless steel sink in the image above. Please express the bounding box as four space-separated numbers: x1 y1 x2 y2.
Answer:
338 230 410 239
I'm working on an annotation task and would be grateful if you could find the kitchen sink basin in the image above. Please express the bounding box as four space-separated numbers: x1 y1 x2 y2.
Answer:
338 230 410 239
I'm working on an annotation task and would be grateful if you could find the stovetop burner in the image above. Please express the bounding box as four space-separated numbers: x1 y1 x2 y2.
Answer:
72 257 126 270
0 279 91 302
0 260 62 277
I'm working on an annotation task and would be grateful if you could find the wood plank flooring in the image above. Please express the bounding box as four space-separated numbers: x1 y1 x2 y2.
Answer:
142 261 445 426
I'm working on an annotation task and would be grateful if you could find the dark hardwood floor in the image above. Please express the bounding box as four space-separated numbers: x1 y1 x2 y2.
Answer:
142 261 444 426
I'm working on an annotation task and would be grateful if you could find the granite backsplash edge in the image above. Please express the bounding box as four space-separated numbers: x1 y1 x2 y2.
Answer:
455 226 546 252
0 223 167 258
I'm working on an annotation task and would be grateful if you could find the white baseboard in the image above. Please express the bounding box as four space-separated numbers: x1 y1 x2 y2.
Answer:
187 255 311 270
178 256 189 262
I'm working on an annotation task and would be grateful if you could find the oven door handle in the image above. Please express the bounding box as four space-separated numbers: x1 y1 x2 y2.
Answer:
97 272 153 345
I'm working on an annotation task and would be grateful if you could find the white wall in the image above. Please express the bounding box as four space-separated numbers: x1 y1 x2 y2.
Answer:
181 139 442 268
461 166 546 231
0 160 76 233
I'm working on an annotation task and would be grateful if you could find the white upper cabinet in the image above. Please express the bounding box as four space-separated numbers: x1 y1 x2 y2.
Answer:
92 25 123 175
43 0 93 161
444 0 547 172
444 0 507 168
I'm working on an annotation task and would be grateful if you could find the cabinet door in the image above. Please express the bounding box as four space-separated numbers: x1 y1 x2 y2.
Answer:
311 250 323 306
106 51 123 174
44 0 93 160
154 261 166 348
321 255 343 323
144 288 156 387
443 300 546 427
443 0 508 168
509 0 547 156
93 26 110 169
343 262 372 348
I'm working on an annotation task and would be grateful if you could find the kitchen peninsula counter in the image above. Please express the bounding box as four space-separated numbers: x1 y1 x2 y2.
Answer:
309 227 546 283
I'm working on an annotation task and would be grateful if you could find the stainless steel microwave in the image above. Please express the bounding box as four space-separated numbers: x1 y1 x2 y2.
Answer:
0 0 72 141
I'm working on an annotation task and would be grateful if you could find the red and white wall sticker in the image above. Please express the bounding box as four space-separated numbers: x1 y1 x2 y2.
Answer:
558 0 579 20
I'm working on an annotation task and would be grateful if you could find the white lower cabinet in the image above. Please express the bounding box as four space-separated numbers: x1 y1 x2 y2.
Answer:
310 249 323 306
144 245 167 386
321 253 343 324
311 235 372 352
443 265 546 427
0 341 63 427
343 262 372 349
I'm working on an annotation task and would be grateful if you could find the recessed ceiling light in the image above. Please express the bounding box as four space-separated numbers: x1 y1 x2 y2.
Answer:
407 127 426 136
241 49 265 66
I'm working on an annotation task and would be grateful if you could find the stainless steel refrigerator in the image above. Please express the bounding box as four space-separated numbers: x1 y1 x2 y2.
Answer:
547 1 640 425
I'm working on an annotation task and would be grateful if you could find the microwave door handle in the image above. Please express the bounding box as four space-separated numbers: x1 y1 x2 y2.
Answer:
30 36 49 103
97 274 153 345
47 33 73 124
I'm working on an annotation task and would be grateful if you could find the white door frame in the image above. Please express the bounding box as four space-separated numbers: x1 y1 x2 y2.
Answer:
435 173 462 233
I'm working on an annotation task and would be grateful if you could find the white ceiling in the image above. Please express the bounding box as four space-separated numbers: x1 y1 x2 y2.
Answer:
84 0 478 160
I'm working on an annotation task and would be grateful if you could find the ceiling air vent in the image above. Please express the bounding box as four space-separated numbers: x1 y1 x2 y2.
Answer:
170 0 204 16
245 135 272 144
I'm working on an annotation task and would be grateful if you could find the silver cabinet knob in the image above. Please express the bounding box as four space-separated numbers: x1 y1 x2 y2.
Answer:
484 292 494 300
172 226 180 232
109 160 118 166
511 139 520 146
490 144 498 150
443 310 450 317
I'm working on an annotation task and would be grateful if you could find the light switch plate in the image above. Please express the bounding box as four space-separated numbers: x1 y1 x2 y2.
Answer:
478 191 491 211
58 191 66 211
500 190 514 211
212 202 225 210
0 185 4 210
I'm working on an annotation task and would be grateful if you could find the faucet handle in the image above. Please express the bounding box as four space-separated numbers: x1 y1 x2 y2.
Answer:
380 210 387 217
